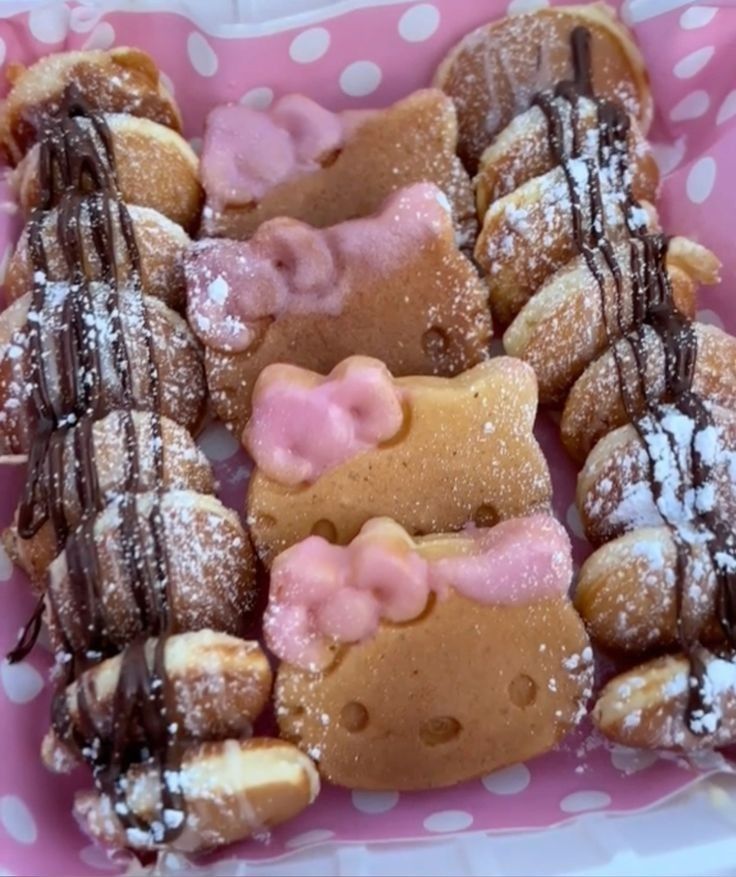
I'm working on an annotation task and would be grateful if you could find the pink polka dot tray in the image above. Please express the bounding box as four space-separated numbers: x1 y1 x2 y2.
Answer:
1 0 735 874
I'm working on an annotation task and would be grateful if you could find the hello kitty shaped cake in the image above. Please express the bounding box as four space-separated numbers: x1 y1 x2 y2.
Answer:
186 183 493 432
268 514 593 790
244 355 553 564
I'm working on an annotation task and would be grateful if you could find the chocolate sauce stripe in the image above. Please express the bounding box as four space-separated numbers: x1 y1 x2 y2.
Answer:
9 84 184 842
535 26 735 732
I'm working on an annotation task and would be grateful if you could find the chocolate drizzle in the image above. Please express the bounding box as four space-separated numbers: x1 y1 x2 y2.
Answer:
537 27 736 734
7 87 185 843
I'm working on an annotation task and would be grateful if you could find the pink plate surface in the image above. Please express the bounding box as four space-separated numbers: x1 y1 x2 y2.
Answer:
0 0 735 874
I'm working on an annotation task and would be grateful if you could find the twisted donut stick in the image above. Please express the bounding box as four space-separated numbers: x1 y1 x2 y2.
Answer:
7 410 214 584
594 652 736 750
434 3 651 170
43 631 271 773
474 95 658 214
7 200 190 311
0 58 318 855
0 47 181 163
562 321 736 462
76 738 319 852
15 113 202 232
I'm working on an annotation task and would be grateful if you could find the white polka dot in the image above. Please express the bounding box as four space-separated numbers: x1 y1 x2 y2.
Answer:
507 0 549 13
187 32 218 78
482 763 531 795
69 6 99 33
189 137 203 156
716 90 736 126
686 156 717 204
159 72 175 98
680 5 717 29
566 503 585 540
0 796 37 844
1 660 44 705
351 790 400 814
240 87 274 110
29 5 69 43
285 829 335 848
82 21 115 51
673 46 714 79
696 308 724 330
339 61 382 97
560 790 612 813
423 810 474 833
398 4 440 42
650 136 687 176
197 422 240 461
289 27 330 64
610 745 659 774
669 90 710 122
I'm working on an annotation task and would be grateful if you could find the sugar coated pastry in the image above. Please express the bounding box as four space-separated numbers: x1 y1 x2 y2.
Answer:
575 527 727 655
271 515 592 789
0 285 206 457
6 199 190 311
76 738 320 852
8 410 214 584
0 47 181 164
199 90 477 247
576 404 736 546
434 2 651 171
593 651 736 750
43 630 271 772
14 113 202 232
0 50 321 857
187 184 492 431
45 490 256 658
503 238 717 404
474 94 659 216
562 321 736 463
245 356 552 564
474 164 659 326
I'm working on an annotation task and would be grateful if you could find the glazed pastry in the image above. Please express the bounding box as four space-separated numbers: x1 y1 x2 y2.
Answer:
474 95 659 216
46 490 256 658
245 356 552 564
6 199 190 311
594 652 736 750
271 515 592 789
14 113 202 232
0 47 181 164
0 67 320 855
576 404 736 546
502 238 717 403
43 630 271 772
75 738 320 852
199 90 477 247
474 165 659 326
561 322 736 463
574 527 723 655
434 2 652 171
0 285 207 456
8 410 214 584
187 184 492 431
